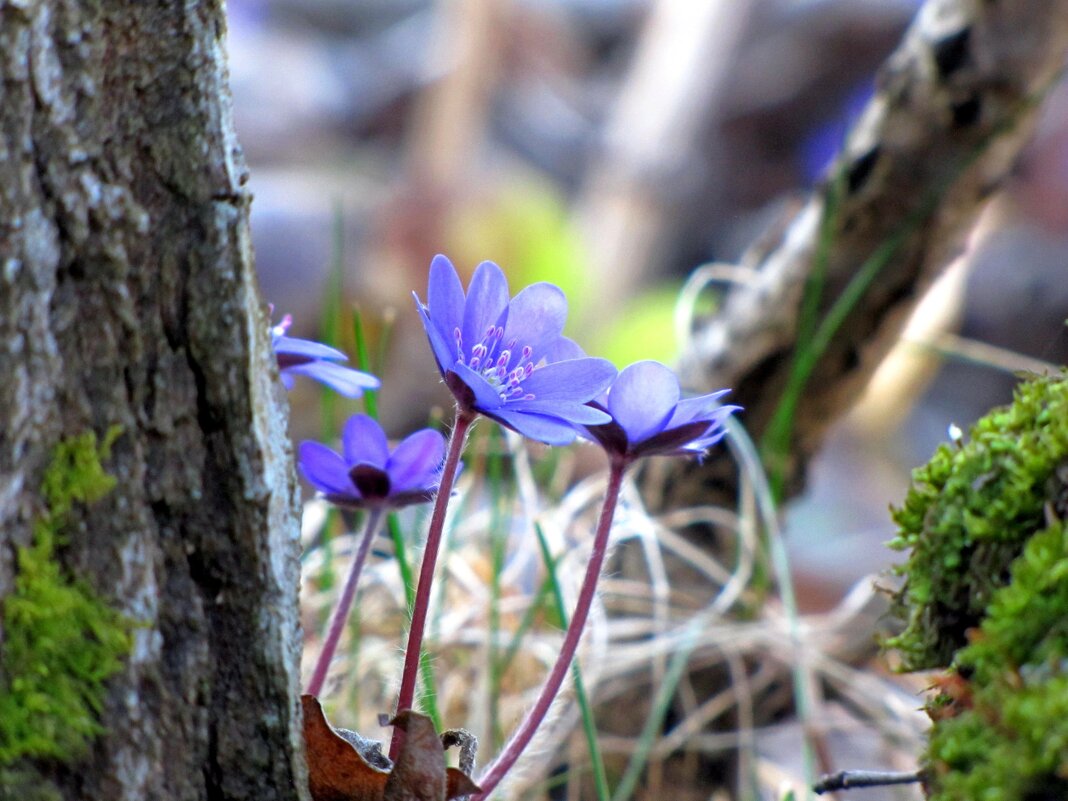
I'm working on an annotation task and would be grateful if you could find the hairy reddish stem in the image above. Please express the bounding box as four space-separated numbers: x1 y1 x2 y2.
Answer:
390 409 474 759
475 457 628 798
306 507 385 697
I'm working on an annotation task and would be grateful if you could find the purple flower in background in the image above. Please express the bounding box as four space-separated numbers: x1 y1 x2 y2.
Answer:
299 414 446 509
414 255 617 445
580 360 739 462
271 313 380 397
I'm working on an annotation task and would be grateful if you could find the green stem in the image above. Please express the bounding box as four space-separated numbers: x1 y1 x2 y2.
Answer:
535 523 610 801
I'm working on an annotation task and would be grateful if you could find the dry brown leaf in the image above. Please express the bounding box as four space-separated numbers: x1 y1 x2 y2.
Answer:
302 695 481 801
303 695 391 801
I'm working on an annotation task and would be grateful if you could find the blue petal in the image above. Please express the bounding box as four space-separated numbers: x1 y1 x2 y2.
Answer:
299 442 358 496
607 361 680 444
520 357 617 401
461 261 510 359
273 335 348 361
452 362 506 411
490 409 579 446
506 399 611 425
427 254 466 349
342 414 390 467
281 361 380 397
541 335 585 363
666 390 733 427
387 428 446 493
500 282 567 355
415 296 458 375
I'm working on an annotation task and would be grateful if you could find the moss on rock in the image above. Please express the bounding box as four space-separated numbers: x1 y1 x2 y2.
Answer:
0 427 133 764
886 371 1068 799
887 371 1068 670
924 522 1068 800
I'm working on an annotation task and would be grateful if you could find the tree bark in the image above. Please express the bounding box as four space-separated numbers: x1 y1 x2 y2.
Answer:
0 2 306 799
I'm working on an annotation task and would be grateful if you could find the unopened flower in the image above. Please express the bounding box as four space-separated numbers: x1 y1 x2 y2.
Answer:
414 255 616 445
271 313 380 397
580 360 739 462
299 414 446 509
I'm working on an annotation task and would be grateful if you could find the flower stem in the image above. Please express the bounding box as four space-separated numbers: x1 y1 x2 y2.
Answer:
475 458 628 799
306 507 385 697
390 408 474 759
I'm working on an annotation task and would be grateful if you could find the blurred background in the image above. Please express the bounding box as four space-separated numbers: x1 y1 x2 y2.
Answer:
230 0 1068 616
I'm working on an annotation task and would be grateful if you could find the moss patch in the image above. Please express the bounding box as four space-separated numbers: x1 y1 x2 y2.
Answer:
924 521 1068 800
0 426 133 764
887 371 1068 670
886 371 1068 798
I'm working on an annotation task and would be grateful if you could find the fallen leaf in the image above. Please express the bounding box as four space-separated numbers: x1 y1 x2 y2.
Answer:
302 695 481 801
384 711 447 801
303 695 390 801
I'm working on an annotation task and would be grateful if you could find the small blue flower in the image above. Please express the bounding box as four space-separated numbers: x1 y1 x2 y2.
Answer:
271 313 380 397
299 414 447 510
414 255 617 446
580 360 739 461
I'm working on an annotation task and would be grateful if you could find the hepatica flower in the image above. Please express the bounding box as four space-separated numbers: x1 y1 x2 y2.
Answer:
271 313 380 398
299 414 446 510
414 255 616 445
581 360 739 462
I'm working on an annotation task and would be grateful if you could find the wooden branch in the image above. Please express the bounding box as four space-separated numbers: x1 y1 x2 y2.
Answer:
666 0 1068 505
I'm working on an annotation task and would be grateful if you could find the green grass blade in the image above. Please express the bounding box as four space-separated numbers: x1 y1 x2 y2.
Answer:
534 523 610 801
610 621 698 801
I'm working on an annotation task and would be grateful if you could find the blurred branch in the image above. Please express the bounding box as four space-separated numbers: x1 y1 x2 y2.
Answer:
665 0 1068 506
575 0 756 327
407 0 506 185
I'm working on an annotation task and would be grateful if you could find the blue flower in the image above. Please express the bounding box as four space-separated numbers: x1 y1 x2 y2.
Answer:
414 255 617 446
299 414 446 509
580 361 739 461
271 313 380 397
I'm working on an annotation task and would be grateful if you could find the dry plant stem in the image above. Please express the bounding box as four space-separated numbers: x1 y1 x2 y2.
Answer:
814 769 923 794
390 409 475 759
475 457 628 799
306 508 386 697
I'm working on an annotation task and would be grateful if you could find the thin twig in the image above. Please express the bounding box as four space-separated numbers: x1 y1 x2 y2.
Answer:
814 769 923 794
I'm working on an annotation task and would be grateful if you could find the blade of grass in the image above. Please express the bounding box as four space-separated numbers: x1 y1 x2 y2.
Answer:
486 427 511 750
352 305 441 727
610 620 699 801
318 198 347 441
727 417 817 799
534 523 610 801
498 573 557 674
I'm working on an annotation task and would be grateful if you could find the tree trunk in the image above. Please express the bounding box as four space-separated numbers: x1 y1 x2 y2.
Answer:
0 2 307 799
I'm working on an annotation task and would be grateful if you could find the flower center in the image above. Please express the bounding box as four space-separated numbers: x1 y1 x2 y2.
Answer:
455 325 537 402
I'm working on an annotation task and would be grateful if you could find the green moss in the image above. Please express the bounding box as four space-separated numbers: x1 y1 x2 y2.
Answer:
923 522 1068 800
886 371 1068 670
0 426 133 764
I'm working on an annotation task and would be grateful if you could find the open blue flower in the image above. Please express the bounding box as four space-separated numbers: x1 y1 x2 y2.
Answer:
271 313 380 397
299 414 446 509
580 360 739 462
414 255 617 445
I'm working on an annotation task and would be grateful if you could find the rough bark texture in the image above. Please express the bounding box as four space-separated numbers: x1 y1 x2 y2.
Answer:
666 0 1068 507
0 2 307 799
